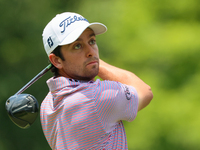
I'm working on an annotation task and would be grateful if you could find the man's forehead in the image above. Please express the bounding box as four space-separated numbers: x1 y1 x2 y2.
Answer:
74 28 95 41
62 28 95 48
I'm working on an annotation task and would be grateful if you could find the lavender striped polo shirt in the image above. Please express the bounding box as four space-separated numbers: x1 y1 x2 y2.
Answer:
40 77 138 150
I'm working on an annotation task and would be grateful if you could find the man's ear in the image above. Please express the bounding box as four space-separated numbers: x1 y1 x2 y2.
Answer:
49 53 63 69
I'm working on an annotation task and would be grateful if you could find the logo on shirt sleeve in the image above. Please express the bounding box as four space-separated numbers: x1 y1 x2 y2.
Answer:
124 86 132 100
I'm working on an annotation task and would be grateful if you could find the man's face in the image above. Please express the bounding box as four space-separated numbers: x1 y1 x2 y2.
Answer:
58 28 99 81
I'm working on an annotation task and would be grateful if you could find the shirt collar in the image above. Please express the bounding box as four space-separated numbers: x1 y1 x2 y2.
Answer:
47 76 93 92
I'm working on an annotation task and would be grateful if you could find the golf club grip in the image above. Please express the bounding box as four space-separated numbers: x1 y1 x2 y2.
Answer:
15 64 52 95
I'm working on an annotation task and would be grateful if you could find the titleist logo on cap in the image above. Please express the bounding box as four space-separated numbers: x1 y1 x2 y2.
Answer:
59 15 89 33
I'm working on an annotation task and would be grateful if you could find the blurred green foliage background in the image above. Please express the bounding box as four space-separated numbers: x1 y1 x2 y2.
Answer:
0 0 200 149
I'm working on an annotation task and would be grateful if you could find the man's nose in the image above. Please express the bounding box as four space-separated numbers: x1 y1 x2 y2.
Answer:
85 44 96 57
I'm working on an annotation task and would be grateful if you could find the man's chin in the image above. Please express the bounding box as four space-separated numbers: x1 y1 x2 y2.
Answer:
81 70 99 81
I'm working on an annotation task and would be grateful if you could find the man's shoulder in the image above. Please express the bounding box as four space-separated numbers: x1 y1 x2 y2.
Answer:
92 79 123 91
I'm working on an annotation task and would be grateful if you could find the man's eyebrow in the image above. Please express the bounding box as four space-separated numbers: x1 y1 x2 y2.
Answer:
89 33 95 37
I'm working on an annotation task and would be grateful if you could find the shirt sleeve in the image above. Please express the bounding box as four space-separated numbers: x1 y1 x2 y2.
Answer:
112 83 139 122
94 80 139 125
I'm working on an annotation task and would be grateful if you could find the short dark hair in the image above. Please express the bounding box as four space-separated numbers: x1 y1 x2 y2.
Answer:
50 46 65 76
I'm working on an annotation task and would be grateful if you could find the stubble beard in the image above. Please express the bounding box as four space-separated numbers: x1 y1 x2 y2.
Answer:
80 64 99 81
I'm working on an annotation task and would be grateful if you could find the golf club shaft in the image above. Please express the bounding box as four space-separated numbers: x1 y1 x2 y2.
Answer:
15 64 52 95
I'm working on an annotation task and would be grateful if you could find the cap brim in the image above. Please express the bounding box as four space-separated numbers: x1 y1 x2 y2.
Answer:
59 22 107 46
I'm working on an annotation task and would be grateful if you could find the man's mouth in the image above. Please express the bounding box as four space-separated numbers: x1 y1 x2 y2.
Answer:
85 57 99 67
87 61 98 66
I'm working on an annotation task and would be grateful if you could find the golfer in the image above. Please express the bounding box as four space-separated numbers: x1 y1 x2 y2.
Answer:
40 12 153 150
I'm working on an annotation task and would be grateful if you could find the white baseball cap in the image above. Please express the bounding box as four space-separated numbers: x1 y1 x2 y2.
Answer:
42 12 107 55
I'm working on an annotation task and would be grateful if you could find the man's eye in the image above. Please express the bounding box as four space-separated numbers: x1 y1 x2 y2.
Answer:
74 44 81 49
89 39 96 45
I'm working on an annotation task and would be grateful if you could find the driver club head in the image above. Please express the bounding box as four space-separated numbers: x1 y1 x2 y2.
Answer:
5 94 39 129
